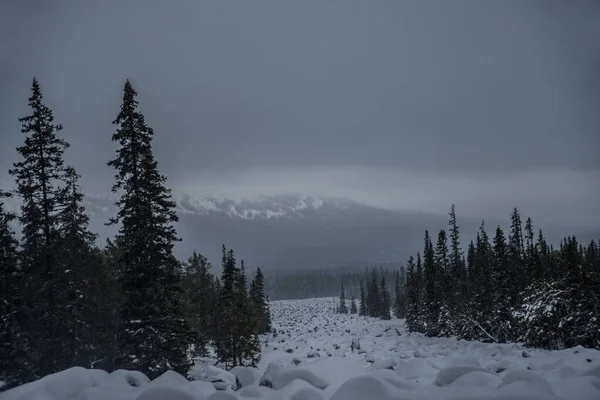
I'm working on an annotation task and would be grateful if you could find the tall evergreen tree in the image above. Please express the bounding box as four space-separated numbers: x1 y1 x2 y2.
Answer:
182 251 216 356
394 268 406 318
216 246 261 368
422 230 440 335
492 225 513 342
508 208 525 299
233 260 261 367
405 256 420 332
250 267 271 334
367 269 381 317
0 186 34 389
359 281 367 316
338 282 348 313
55 166 99 368
379 276 391 320
107 80 193 377
448 205 465 310
9 78 70 378
350 295 358 314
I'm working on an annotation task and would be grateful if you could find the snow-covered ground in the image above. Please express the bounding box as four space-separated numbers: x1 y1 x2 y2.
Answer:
4 297 600 400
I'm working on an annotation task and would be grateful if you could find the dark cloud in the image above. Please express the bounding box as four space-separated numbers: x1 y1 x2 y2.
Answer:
0 1 598 223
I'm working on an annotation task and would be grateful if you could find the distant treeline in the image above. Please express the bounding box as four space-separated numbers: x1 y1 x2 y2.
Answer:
405 205 600 350
265 264 400 300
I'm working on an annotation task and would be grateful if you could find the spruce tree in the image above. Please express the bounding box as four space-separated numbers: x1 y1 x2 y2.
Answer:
414 252 425 331
9 78 70 378
367 269 381 317
0 187 34 388
448 205 465 312
250 267 271 334
338 282 348 313
492 225 512 342
405 257 415 330
234 260 261 367
107 80 193 377
359 281 367 316
379 276 391 320
394 268 407 318
182 251 216 356
55 166 99 368
350 296 358 314
216 247 261 368
422 230 440 335
508 208 525 299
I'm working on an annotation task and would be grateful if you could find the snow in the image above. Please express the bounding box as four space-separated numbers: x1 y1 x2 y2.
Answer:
3 297 600 400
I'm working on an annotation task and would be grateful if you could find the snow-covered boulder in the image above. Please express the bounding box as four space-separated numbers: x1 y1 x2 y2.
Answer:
371 358 396 370
150 370 189 386
104 369 150 387
259 362 328 390
329 375 397 400
433 365 494 387
190 365 235 391
229 366 261 388
498 369 555 396
236 384 276 398
2 367 109 400
136 385 202 400
206 392 239 400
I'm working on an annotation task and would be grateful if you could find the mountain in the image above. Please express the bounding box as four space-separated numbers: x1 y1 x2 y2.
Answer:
5 192 599 271
81 193 450 270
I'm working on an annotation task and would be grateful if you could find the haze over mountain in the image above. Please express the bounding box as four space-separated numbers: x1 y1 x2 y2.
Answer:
59 192 597 271
1 1 599 269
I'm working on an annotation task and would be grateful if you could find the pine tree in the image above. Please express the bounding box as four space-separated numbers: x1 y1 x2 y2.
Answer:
405 256 418 331
216 247 261 368
9 78 70 378
508 208 525 300
415 252 425 331
107 80 193 377
182 251 216 356
250 267 271 334
492 225 513 342
448 205 465 313
367 269 381 317
359 281 367 316
379 276 391 320
350 296 358 314
55 166 99 368
422 230 440 335
338 282 348 313
394 268 406 318
0 186 34 389
233 260 261 367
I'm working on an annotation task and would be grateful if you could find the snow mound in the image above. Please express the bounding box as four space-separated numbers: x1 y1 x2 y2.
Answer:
4 297 600 400
230 367 261 388
329 375 397 400
136 385 201 400
433 365 494 387
1 367 107 400
150 370 189 386
259 362 328 390
104 370 150 387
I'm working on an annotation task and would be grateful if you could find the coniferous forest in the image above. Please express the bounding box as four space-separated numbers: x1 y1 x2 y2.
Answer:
1 78 599 393
0 79 271 390
404 205 600 350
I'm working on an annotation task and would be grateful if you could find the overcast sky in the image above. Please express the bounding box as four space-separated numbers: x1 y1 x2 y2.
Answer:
1 0 599 226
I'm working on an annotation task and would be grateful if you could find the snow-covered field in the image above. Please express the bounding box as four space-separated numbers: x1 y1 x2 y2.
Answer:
4 297 600 400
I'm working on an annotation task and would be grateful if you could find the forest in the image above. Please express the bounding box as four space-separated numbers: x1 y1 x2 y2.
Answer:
1 78 599 393
0 79 271 390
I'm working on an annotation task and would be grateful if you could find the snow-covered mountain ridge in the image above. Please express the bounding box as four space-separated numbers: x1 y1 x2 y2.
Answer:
174 193 361 220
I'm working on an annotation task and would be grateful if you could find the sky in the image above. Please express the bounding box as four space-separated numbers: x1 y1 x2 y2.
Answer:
1 0 599 226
